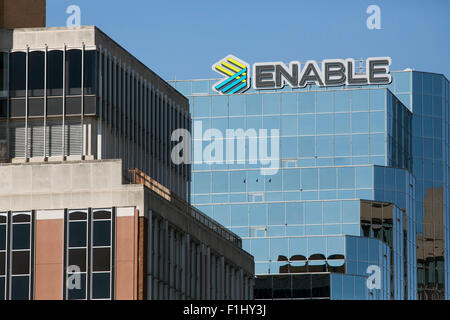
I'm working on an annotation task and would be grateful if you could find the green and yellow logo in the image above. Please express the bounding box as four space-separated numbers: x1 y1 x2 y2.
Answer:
212 55 250 94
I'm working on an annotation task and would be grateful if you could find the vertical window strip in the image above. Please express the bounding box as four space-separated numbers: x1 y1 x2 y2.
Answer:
9 211 33 300
0 212 7 300
65 208 114 300
66 209 88 300
90 208 113 300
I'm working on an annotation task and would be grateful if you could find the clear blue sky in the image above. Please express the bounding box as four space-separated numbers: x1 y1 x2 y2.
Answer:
47 0 450 81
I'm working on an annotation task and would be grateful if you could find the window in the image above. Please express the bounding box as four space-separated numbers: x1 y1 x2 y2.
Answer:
28 51 45 96
66 49 82 95
0 52 8 98
9 52 26 98
47 50 63 96
66 208 114 300
84 50 98 95
66 209 88 300
0 213 6 300
246 94 262 115
9 212 33 300
91 209 113 300
248 193 264 203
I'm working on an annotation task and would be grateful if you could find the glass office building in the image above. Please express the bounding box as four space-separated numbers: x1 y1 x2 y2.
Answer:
170 69 450 299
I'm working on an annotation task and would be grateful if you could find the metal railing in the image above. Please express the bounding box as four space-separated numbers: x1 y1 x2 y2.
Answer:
127 168 242 248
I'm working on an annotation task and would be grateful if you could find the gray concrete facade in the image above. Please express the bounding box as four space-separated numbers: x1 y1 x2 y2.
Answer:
0 159 254 299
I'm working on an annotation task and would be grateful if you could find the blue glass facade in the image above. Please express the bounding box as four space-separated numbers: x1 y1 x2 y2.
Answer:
170 70 450 300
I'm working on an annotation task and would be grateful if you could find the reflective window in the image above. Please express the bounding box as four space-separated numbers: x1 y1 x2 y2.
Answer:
84 50 97 95
249 204 266 226
9 52 26 97
319 168 336 189
92 221 111 247
281 93 297 114
273 275 291 298
214 205 230 226
265 171 282 192
370 133 385 155
268 203 284 225
323 201 340 224
301 168 318 190
356 166 372 189
305 202 322 225
246 94 262 115
193 172 211 194
193 96 210 117
298 136 315 157
0 53 8 98
0 213 6 300
298 114 315 135
342 201 360 223
352 90 369 111
69 221 87 247
334 113 350 134
67 210 88 300
311 274 330 298
352 134 369 156
352 112 369 133
283 169 300 190
317 136 332 157
251 238 269 261
263 94 279 114
281 115 297 136
66 49 82 95
298 92 315 113
229 95 244 116
192 80 209 94
11 276 29 300
370 112 385 132
281 137 297 159
370 90 385 111
317 92 333 113
28 51 45 96
10 212 32 300
394 72 410 92
335 135 351 157
316 114 333 134
292 274 311 298
286 202 303 225
91 273 111 299
334 91 350 112
231 204 248 227
66 208 113 300
47 50 63 96
211 95 228 117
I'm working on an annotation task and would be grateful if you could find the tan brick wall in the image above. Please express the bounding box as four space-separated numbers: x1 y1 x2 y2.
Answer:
115 208 138 300
34 211 64 300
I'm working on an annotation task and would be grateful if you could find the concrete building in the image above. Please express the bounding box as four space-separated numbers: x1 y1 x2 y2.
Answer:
0 22 254 299
0 26 190 202
0 159 254 300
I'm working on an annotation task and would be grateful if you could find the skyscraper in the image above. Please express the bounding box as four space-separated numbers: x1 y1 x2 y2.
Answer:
171 66 450 300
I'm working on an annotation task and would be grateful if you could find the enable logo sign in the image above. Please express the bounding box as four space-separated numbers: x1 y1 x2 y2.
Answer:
212 55 392 94
212 55 251 94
